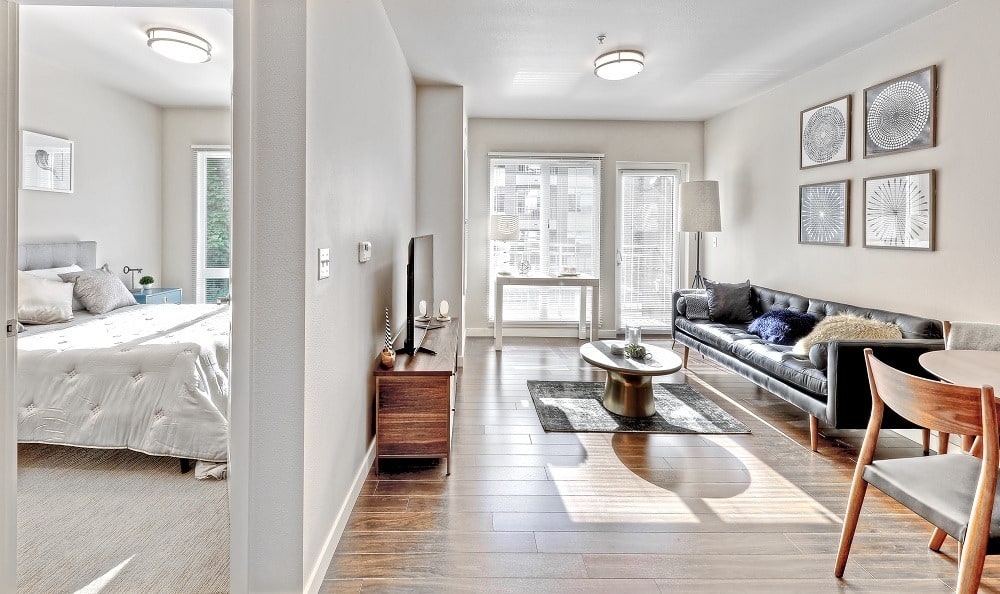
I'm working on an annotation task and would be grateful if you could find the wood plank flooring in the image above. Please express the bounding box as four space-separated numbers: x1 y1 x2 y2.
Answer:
322 337 1000 592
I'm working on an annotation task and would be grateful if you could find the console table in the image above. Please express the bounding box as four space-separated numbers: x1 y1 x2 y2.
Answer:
374 318 459 474
494 275 599 351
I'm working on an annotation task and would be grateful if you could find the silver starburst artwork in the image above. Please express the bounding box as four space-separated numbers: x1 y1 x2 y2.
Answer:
799 181 848 245
800 95 850 168
864 171 934 250
865 66 936 157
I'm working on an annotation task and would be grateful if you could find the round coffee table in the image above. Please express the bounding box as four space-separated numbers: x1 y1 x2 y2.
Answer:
579 341 683 418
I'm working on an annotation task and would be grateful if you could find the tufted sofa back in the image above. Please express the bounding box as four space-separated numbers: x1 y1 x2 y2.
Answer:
753 285 942 340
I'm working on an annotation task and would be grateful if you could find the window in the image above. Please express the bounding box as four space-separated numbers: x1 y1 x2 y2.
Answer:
193 147 232 304
487 154 602 323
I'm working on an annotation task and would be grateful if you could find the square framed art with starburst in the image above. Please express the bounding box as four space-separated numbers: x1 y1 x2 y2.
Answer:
799 180 849 246
863 170 935 251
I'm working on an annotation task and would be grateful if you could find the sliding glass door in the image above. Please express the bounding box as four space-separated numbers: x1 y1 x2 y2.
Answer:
616 167 680 332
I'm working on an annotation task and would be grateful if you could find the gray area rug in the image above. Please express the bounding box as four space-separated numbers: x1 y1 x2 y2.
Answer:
17 444 229 594
527 380 751 434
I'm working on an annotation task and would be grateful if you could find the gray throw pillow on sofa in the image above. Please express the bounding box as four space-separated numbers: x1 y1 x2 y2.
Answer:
59 266 138 315
706 280 754 323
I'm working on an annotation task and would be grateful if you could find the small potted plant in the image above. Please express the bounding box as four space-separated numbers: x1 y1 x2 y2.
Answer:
139 275 155 292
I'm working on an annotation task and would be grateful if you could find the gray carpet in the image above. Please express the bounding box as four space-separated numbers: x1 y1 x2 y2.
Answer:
17 444 229 594
527 380 751 434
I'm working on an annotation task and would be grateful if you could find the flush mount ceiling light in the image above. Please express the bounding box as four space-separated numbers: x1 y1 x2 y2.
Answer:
594 49 644 80
146 28 212 64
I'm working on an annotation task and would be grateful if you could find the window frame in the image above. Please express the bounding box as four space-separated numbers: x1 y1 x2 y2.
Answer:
193 145 232 304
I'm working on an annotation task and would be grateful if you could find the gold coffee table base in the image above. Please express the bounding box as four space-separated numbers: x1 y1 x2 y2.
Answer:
602 371 656 418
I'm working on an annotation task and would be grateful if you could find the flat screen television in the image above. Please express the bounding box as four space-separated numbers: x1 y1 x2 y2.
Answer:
402 234 436 356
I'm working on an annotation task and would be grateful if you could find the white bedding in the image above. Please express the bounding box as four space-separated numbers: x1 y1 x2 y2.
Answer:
17 304 230 462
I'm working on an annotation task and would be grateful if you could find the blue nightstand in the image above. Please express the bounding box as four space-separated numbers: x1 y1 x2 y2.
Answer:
132 288 182 305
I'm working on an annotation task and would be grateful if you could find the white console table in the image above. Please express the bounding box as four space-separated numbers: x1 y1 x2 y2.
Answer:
494 275 600 351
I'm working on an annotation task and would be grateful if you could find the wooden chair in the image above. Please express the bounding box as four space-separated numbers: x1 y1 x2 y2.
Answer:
835 348 998 593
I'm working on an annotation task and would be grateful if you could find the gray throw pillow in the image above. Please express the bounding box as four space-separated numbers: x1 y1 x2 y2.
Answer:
684 293 710 320
706 280 754 323
59 266 138 315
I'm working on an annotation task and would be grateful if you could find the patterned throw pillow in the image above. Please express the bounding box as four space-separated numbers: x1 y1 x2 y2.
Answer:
748 309 818 346
683 293 711 320
59 266 138 315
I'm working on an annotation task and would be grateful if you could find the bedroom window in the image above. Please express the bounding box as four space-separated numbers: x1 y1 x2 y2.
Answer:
487 153 602 323
193 147 232 304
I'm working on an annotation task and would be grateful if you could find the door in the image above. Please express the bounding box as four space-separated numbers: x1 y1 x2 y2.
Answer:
616 167 680 333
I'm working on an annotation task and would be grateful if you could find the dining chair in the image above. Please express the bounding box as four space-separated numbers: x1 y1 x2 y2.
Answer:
934 321 1000 454
835 348 998 593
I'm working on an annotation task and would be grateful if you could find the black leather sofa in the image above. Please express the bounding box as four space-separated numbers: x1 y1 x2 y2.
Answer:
672 285 944 451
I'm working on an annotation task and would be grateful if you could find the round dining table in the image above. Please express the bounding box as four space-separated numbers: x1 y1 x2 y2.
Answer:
919 350 1000 388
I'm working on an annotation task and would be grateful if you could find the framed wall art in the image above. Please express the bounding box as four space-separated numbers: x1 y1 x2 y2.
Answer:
863 170 935 251
800 95 851 169
799 180 849 246
864 66 937 158
21 130 74 193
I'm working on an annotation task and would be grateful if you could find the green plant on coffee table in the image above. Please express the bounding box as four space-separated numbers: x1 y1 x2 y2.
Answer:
139 275 155 287
624 343 648 360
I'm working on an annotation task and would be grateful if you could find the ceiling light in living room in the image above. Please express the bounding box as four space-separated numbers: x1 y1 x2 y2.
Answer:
594 49 644 81
146 28 212 64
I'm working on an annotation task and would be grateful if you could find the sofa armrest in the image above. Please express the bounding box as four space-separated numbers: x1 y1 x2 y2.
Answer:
826 338 944 428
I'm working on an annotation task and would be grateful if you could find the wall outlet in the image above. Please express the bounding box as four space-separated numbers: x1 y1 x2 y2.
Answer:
318 248 331 279
712 236 718 247
358 241 372 263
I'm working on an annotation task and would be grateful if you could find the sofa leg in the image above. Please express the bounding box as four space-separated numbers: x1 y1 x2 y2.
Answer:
682 346 689 369
921 428 931 455
809 415 819 452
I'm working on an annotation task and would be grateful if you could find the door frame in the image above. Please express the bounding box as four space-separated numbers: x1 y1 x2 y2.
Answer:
1 2 245 591
613 161 688 333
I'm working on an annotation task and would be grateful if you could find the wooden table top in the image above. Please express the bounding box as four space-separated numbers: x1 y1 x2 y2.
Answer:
919 350 1000 388
580 341 682 377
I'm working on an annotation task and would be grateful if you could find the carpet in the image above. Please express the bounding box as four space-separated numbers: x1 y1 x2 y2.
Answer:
17 444 229 594
527 380 751 434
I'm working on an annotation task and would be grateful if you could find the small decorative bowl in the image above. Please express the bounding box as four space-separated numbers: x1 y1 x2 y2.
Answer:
608 341 626 356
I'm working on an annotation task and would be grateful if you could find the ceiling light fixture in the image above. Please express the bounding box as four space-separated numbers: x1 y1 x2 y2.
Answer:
146 28 212 64
594 49 645 80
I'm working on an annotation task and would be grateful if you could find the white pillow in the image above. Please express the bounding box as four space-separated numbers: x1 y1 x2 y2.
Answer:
23 265 84 310
17 271 74 324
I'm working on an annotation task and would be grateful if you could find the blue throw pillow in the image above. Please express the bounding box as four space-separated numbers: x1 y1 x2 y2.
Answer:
748 309 819 346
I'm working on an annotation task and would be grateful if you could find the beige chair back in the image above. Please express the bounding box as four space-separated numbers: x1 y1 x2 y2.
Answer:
944 321 1000 351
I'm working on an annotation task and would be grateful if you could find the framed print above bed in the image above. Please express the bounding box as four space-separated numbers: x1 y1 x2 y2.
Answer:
863 170 935 251
864 66 936 158
800 95 851 169
21 130 74 193
799 180 849 246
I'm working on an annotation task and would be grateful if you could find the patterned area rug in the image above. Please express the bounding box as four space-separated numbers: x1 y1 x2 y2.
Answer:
527 380 751 434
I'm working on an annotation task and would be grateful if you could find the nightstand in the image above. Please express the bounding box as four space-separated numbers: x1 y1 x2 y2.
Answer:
132 288 182 305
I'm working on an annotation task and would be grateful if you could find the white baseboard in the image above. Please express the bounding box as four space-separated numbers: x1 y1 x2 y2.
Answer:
304 441 375 594
466 327 617 339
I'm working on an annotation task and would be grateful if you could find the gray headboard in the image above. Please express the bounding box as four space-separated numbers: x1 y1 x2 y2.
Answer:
17 241 97 271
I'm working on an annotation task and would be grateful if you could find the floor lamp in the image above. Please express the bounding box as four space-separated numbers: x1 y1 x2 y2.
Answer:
679 180 721 289
489 213 520 275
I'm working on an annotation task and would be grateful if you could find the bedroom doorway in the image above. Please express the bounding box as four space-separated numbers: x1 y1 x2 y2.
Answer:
5 3 237 592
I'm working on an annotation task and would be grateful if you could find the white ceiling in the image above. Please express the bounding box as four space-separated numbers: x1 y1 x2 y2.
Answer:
20 6 232 108
381 0 957 120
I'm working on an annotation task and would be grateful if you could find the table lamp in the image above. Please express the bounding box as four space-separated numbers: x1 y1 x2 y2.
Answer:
679 181 721 289
489 213 520 275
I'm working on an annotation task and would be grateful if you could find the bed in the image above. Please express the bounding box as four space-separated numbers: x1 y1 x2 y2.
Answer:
16 242 230 472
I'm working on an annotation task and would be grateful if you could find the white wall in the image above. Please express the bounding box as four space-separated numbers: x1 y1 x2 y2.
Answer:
704 0 998 322
466 118 704 334
161 108 230 301
18 53 162 285
416 85 465 352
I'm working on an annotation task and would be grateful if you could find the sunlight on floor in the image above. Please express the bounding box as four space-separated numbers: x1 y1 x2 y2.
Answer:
73 555 134 594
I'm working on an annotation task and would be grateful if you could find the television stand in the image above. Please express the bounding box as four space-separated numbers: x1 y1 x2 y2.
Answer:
375 318 458 474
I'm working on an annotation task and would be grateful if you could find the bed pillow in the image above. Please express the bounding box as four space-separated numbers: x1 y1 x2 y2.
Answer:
17 271 74 324
23 265 84 310
747 309 818 346
793 314 903 357
59 266 138 315
706 279 754 323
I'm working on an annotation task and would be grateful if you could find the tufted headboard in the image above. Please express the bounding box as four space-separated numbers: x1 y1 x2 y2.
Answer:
17 241 97 272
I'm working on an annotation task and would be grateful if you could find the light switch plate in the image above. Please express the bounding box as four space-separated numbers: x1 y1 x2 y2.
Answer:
358 241 372 263
318 248 331 280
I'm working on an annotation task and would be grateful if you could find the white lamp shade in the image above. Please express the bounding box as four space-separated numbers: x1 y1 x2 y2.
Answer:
489 213 520 241
679 181 722 232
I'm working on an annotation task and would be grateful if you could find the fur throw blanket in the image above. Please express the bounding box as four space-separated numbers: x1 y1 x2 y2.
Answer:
793 314 902 356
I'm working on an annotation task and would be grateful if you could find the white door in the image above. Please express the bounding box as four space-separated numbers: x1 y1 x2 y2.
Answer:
1 3 16 588
616 167 680 332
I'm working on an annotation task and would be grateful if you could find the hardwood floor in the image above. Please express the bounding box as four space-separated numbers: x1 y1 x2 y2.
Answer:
323 337 1000 592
